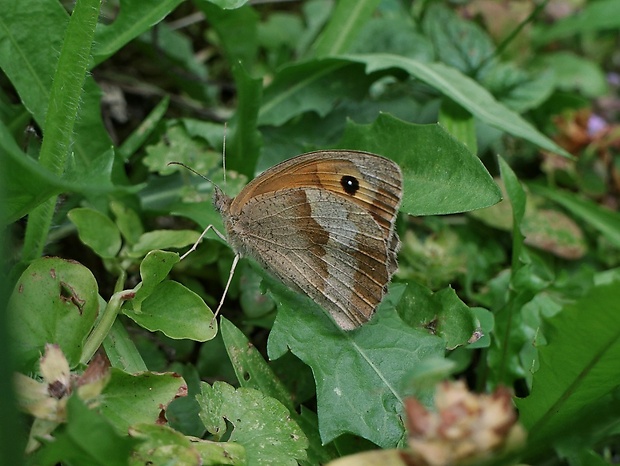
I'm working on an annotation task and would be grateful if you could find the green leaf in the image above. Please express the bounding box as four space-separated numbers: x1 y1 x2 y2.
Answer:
498 157 526 272
129 423 246 466
349 15 433 61
311 0 380 57
483 63 555 113
129 229 201 258
207 0 252 11
128 423 202 465
422 3 495 75
144 124 221 176
516 282 620 447
8 258 100 372
533 0 620 44
0 0 112 167
266 275 445 448
343 54 572 158
37 396 139 466
438 98 477 155
220 317 294 410
337 114 501 215
531 185 620 249
396 282 478 350
133 250 180 305
258 59 372 127
124 280 217 342
110 200 144 246
68 208 122 259
0 122 118 224
0 0 66 128
226 63 263 178
0 121 62 223
92 0 184 64
103 320 148 373
196 2 258 68
36 0 101 175
536 52 608 97
20 0 109 262
197 381 308 466
220 318 337 464
118 97 170 161
99 368 186 434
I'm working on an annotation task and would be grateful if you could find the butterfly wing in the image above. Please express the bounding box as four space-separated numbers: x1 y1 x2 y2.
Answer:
229 151 402 248
226 187 395 329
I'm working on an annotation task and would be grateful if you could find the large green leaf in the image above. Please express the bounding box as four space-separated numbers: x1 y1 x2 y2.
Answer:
266 276 445 448
337 114 502 215
258 54 570 159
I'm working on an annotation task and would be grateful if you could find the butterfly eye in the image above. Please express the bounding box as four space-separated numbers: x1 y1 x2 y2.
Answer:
340 175 360 195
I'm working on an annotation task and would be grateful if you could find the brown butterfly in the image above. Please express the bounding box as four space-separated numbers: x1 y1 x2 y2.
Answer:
192 150 403 330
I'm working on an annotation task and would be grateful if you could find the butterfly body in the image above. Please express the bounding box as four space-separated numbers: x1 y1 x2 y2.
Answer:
213 150 402 330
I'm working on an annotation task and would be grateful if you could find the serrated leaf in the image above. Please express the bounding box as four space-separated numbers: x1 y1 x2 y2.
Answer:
197 381 308 466
265 275 445 448
220 318 337 465
220 317 294 410
143 124 220 176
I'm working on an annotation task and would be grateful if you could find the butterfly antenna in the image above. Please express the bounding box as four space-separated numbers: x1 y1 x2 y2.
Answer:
167 161 215 185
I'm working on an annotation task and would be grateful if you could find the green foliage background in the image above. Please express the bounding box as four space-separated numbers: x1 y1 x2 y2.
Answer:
1 0 620 465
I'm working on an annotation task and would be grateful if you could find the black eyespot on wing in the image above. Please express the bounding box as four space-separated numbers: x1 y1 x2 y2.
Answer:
340 175 359 195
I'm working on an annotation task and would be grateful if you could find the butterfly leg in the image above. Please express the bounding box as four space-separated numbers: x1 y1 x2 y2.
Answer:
180 224 228 261
210 253 240 325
